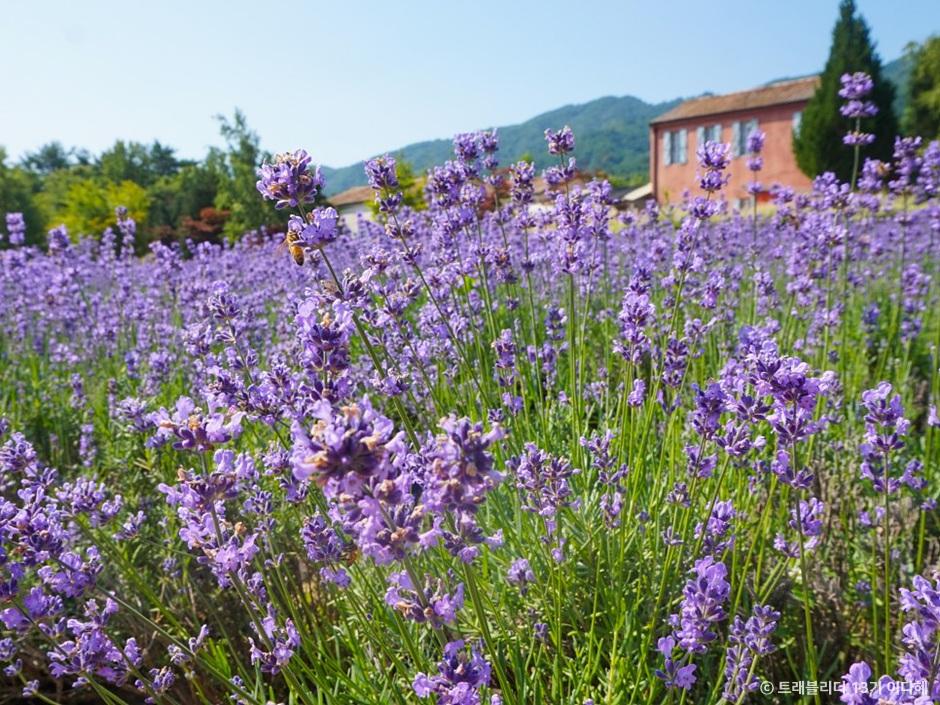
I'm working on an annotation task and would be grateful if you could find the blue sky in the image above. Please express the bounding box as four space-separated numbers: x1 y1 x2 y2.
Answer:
1 0 937 168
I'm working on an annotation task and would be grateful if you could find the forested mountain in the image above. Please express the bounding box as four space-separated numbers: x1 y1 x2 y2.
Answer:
321 95 682 194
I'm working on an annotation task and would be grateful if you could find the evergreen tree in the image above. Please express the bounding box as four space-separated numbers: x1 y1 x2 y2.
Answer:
794 0 898 180
903 36 940 140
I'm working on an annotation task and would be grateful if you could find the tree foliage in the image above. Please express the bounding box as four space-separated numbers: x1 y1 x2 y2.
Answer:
212 110 278 240
0 111 283 249
903 36 940 140
0 148 45 246
793 0 898 180
146 161 222 245
41 175 151 240
19 142 90 176
98 140 181 187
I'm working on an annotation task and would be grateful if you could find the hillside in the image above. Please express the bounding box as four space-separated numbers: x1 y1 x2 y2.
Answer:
883 53 913 119
321 95 681 194
322 56 912 195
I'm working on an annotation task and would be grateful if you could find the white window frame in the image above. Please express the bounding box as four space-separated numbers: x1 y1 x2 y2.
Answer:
676 129 687 165
663 129 688 166
732 119 758 157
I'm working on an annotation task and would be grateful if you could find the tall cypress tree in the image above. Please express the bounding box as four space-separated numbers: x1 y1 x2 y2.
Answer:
794 0 898 180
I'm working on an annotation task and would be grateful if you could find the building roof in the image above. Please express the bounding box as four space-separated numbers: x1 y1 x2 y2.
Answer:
328 185 374 207
623 182 653 202
650 76 819 125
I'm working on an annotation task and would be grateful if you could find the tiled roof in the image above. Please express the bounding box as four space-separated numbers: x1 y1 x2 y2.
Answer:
328 185 374 207
651 76 819 125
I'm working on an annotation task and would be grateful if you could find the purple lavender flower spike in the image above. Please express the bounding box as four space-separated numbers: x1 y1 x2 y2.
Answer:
544 126 575 156
414 640 491 705
256 149 323 209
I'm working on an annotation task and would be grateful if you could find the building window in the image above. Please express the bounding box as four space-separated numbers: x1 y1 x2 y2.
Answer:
731 119 759 157
663 129 688 166
697 123 722 146
792 111 803 136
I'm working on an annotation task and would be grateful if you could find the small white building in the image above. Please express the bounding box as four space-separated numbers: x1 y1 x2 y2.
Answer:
329 186 374 233
620 182 654 211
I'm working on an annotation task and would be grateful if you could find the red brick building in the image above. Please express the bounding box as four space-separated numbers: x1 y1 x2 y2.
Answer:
649 77 819 205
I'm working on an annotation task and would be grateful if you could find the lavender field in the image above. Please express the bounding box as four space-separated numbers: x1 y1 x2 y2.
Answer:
2 78 940 705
